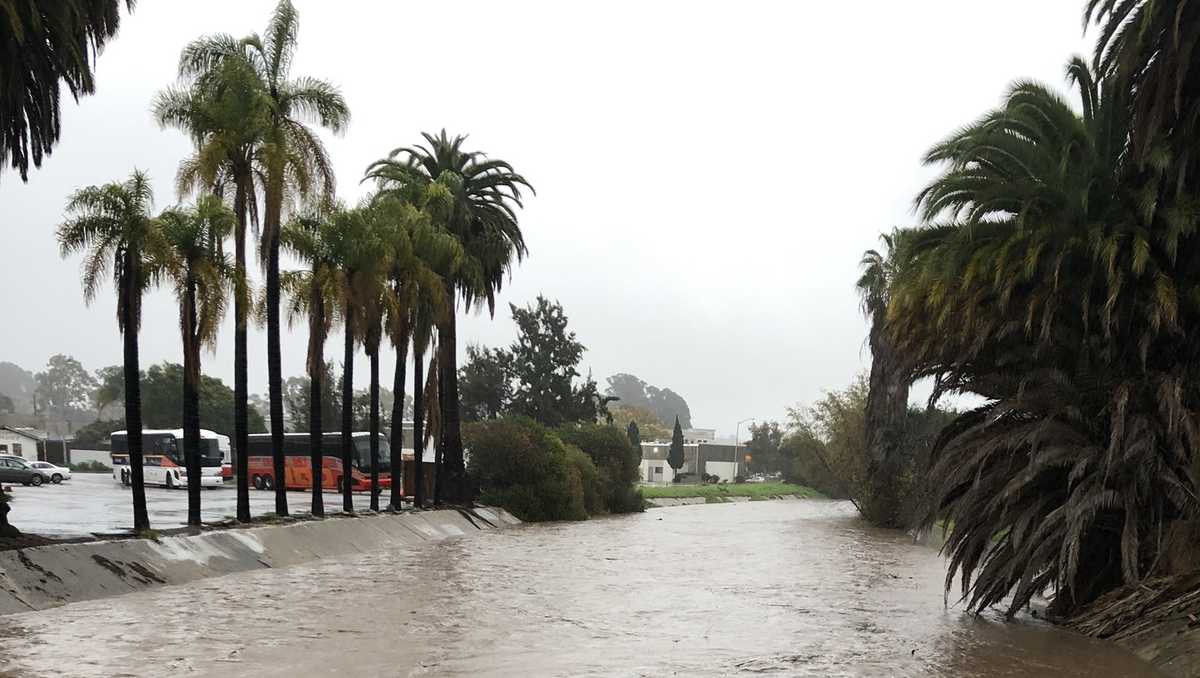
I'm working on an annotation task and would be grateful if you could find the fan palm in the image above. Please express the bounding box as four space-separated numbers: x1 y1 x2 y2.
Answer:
154 52 266 524
281 206 342 516
158 196 235 526
56 170 160 531
1 0 133 181
178 0 349 516
365 130 532 504
892 58 1200 617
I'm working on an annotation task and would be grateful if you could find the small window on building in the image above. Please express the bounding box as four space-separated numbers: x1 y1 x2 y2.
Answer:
12 443 21 457
0 444 7 453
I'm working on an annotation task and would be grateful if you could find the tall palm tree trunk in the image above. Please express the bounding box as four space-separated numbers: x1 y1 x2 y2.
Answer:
368 351 380 511
233 184 251 523
434 350 444 506
438 292 466 504
388 337 408 509
341 310 355 512
266 234 288 514
309 293 326 517
183 281 202 526
863 309 909 528
122 258 149 532
412 345 424 509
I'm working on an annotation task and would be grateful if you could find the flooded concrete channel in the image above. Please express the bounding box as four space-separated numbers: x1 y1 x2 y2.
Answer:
0 500 1162 677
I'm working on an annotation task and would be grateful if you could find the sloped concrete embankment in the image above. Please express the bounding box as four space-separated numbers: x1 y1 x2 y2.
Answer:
645 494 808 507
0 507 519 616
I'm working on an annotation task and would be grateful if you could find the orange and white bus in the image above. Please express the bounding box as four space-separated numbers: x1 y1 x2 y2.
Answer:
244 432 392 493
110 429 228 489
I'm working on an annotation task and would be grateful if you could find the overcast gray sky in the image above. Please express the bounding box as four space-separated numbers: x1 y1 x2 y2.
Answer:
0 1 1094 437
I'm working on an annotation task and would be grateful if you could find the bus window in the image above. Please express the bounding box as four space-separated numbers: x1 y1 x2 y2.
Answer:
353 437 390 471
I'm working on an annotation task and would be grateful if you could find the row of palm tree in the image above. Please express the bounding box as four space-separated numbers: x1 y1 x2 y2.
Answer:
52 0 532 531
859 1 1200 619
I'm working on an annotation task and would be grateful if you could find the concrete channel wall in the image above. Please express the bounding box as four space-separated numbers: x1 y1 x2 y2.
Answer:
0 507 519 616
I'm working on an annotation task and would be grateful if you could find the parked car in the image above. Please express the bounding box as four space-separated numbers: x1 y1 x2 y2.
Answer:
0 456 44 486
28 461 71 484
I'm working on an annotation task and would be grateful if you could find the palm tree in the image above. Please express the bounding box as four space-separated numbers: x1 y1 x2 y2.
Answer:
370 192 459 510
1 0 133 181
155 50 267 524
892 59 1200 617
364 131 532 504
178 0 349 516
281 207 342 516
56 170 160 531
158 195 234 526
855 231 911 528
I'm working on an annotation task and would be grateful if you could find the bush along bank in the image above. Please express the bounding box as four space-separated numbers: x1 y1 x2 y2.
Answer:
465 417 645 522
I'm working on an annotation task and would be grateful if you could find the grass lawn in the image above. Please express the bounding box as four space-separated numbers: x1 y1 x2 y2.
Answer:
639 482 823 502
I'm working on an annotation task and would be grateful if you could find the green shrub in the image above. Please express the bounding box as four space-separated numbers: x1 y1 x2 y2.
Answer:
69 460 112 473
465 417 590 522
556 423 644 514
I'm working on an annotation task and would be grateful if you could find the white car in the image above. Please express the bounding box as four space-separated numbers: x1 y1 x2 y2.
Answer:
28 461 71 484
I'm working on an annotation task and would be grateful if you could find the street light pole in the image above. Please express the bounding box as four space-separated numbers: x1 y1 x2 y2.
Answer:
734 417 755 481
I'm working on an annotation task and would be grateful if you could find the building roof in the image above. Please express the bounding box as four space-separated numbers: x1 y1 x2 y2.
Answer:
0 426 47 442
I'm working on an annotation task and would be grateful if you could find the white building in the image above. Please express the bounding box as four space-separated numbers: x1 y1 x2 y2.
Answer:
639 440 744 484
0 426 44 461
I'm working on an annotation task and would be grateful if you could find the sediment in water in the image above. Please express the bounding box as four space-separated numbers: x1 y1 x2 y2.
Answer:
0 507 519 615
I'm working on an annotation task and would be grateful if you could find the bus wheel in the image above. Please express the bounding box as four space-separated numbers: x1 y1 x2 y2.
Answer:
252 475 263 490
262 476 273 491
165 473 174 489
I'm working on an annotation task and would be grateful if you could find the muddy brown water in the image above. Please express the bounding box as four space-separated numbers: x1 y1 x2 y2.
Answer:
0 500 1163 677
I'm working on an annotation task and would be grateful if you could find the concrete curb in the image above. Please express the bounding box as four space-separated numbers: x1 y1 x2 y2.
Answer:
0 507 518 616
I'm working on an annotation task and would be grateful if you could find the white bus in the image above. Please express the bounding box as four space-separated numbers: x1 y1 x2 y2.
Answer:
110 429 228 489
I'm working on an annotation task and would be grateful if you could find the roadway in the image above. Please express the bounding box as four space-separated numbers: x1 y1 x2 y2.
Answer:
5 473 381 538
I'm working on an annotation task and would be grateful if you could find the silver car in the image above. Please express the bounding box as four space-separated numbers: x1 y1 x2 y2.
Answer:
28 461 71 484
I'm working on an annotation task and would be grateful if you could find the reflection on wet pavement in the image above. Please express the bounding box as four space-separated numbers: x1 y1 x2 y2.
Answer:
0 500 1162 677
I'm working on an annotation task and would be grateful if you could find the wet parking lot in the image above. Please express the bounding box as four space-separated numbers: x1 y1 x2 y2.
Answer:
5 473 370 537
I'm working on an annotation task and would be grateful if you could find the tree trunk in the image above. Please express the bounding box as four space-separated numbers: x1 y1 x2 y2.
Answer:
413 345 425 509
123 255 149 532
863 308 910 528
309 291 325 517
341 309 355 512
183 279 202 526
388 336 408 509
438 291 467 504
266 227 288 516
434 349 444 507
369 350 380 511
233 180 251 523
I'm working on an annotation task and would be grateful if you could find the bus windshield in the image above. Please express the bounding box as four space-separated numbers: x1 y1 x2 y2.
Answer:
353 437 390 471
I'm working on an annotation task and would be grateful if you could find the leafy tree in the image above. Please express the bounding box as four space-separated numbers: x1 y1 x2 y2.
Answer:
72 417 125 449
56 170 159 531
365 130 532 504
180 0 349 517
35 354 97 419
91 365 124 419
1 0 133 181
667 416 685 475
140 363 266 436
610 404 670 442
778 427 842 499
0 394 13 414
604 373 692 428
626 421 641 461
159 195 234 525
744 421 785 475
507 296 600 426
283 370 339 434
459 345 513 422
0 363 36 413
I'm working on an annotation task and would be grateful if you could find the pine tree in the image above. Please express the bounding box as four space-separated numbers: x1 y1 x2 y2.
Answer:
626 420 641 461
667 416 685 476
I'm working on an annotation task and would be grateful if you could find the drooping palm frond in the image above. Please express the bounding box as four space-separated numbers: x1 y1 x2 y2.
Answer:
0 0 134 180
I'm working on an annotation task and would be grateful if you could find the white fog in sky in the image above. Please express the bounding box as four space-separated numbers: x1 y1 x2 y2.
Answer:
0 1 1094 437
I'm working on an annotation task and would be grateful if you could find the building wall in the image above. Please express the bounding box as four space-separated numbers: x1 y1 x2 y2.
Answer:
0 430 39 460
